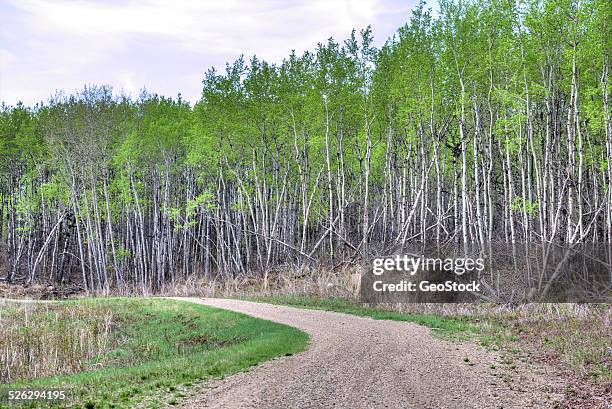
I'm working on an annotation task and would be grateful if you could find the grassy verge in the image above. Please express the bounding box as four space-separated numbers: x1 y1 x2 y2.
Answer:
0 298 308 409
243 295 482 340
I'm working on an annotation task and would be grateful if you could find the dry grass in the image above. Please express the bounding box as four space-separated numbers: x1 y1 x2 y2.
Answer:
0 300 116 382
159 264 361 299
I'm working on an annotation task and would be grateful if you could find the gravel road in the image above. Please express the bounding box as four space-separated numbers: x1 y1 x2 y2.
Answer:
171 298 563 409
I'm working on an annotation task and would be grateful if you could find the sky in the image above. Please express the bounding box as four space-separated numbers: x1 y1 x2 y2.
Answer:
0 0 420 106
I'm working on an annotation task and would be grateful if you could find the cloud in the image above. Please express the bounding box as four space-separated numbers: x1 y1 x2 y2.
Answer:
0 0 416 105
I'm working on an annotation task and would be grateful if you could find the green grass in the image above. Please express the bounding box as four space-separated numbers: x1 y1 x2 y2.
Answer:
0 298 308 409
243 295 481 340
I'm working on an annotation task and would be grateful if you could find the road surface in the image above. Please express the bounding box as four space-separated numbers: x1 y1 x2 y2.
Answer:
170 298 562 409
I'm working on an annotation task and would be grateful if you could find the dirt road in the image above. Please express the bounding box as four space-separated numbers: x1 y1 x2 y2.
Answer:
171 298 562 409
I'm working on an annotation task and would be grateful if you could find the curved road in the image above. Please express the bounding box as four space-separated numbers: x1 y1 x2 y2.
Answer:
171 298 562 409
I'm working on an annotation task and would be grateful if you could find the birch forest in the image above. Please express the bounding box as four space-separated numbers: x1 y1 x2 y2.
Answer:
0 0 610 293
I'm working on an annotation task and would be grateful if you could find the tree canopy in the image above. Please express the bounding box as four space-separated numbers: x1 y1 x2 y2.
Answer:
0 0 610 292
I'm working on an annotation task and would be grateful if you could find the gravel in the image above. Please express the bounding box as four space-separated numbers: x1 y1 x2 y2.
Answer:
171 298 564 409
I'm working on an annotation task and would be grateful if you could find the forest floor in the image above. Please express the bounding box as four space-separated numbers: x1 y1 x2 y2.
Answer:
170 298 567 409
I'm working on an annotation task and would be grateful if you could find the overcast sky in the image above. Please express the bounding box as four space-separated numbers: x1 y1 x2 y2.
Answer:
0 0 420 106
